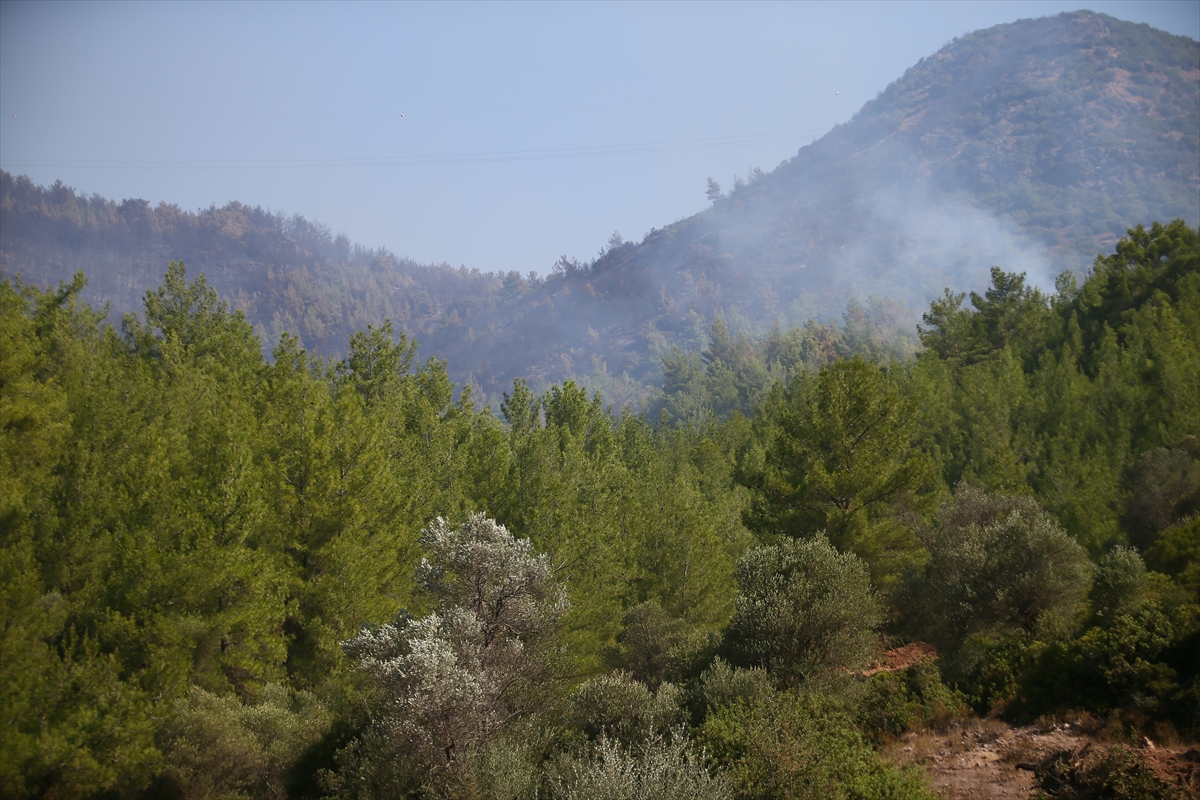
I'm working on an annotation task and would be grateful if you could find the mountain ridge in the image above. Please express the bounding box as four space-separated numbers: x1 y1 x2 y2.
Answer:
2 11 1196 407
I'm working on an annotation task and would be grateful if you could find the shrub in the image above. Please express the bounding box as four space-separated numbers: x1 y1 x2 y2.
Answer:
1071 607 1178 713
1035 745 1188 800
700 691 936 800
724 536 880 686
698 658 774 713
568 672 686 745
1090 547 1150 624
335 515 569 794
1124 444 1200 551
1145 516 1200 600
604 601 711 690
442 735 544 800
910 485 1091 652
857 661 967 743
550 730 732 800
159 684 331 800
1010 605 1180 722
951 632 1044 715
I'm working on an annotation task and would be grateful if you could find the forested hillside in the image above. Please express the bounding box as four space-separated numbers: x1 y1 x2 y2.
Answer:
3 12 1196 406
0 171 507 380
3 220 1196 799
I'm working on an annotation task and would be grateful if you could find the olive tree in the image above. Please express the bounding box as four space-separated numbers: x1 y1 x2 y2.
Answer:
567 671 686 745
911 485 1091 650
1089 546 1149 624
338 514 569 792
724 536 880 686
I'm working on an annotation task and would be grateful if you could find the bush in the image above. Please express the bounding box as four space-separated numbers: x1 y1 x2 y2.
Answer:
1145 516 1200 600
550 730 732 800
1090 547 1149 624
857 661 967 743
334 515 569 795
1125 444 1200 550
1035 745 1188 800
700 691 936 800
442 735 545 800
604 601 712 690
909 485 1091 652
1009 604 1180 723
698 658 774 713
568 672 686 745
159 684 331 800
1067 607 1178 716
724 536 880 686
951 632 1044 715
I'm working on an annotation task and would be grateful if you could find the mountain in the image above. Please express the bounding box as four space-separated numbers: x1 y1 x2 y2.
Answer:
2 11 1196 407
0 178 506 363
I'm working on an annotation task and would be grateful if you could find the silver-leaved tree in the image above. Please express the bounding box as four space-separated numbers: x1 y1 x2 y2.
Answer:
336 514 570 795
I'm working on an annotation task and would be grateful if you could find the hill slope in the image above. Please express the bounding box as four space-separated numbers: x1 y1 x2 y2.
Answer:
560 10 1199 357
0 177 506 360
2 11 1196 405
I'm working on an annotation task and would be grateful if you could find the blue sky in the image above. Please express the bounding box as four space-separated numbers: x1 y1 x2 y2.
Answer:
2 1 1197 275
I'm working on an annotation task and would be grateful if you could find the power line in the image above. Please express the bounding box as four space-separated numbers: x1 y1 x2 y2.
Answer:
2 129 828 171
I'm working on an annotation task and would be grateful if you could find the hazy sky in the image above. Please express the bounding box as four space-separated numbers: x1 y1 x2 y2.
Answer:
2 1 1197 275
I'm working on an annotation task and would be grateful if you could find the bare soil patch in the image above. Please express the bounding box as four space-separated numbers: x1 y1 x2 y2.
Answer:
861 642 938 677
885 718 1198 799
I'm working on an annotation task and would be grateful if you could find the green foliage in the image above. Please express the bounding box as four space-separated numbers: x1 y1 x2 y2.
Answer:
339 319 417 403
127 260 263 377
494 396 751 670
907 485 1092 652
446 735 546 800
700 691 937 800
1126 444 1200 551
698 658 775 715
0 215 1196 794
950 632 1044 716
748 357 932 583
724 537 880 687
1089 547 1150 625
1065 220 1200 374
567 672 686 746
3 264 749 797
0 619 159 799
603 601 711 690
158 684 331 800
1145 516 1200 599
942 577 1191 722
918 268 1054 367
0 276 68 530
0 276 162 796
1069 607 1178 713
909 224 1200 555
551 731 732 800
856 661 966 743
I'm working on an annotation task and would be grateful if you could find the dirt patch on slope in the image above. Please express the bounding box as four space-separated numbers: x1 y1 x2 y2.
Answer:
886 719 1198 799
1143 746 1200 796
861 642 938 677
